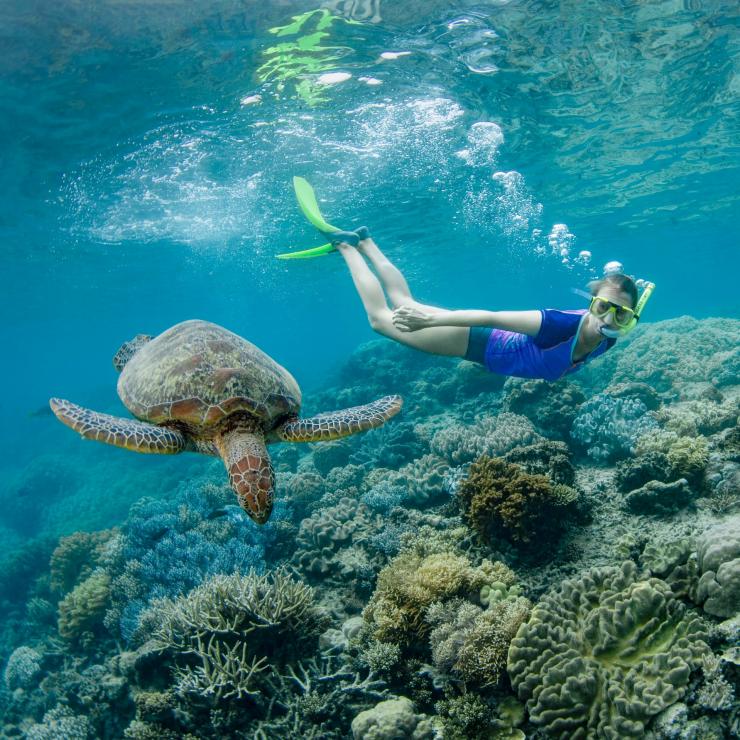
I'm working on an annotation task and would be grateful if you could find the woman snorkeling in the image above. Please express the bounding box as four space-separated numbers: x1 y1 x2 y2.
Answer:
280 178 654 382
330 231 647 381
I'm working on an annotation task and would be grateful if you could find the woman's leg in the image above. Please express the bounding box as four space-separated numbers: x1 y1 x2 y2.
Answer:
336 242 469 357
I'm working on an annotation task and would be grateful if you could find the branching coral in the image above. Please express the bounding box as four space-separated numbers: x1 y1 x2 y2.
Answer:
507 561 709 739
144 570 326 703
457 456 578 544
635 430 709 487
50 528 117 594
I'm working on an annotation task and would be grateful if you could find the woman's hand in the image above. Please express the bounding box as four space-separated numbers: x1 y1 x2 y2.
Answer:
392 305 438 332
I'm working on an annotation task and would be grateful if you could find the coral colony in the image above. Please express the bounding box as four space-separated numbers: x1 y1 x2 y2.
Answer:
1 317 739 738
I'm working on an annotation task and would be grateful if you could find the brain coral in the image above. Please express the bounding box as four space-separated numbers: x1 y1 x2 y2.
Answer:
507 561 709 739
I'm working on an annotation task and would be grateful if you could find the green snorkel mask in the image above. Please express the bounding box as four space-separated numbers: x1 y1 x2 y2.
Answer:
591 261 655 339
573 262 656 339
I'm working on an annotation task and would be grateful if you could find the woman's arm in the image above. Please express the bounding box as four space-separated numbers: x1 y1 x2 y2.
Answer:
392 305 542 336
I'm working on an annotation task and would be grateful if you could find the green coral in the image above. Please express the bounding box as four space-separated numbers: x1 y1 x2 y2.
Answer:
634 430 709 486
458 456 578 544
50 528 117 594
57 568 111 640
507 561 709 739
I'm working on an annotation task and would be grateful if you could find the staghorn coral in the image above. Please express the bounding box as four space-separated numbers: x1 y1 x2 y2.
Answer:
693 517 740 618
144 569 326 702
457 456 578 544
431 412 541 465
58 568 111 641
507 561 709 739
502 377 585 439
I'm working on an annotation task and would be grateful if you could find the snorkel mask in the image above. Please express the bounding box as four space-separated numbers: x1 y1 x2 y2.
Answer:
574 261 656 339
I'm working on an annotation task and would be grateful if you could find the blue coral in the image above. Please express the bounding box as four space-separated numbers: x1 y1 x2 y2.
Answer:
570 394 659 462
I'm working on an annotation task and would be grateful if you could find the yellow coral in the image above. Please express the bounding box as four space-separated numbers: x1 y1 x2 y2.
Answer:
364 548 512 646
58 569 111 640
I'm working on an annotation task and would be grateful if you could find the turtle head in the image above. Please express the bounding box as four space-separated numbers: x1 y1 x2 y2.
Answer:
216 425 274 525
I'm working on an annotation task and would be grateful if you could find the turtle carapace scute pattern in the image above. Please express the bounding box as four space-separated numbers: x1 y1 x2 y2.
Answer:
50 320 402 524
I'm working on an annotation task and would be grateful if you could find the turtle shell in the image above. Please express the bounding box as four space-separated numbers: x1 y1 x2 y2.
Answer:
117 320 301 430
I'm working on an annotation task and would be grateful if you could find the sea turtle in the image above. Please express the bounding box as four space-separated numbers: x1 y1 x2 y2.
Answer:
50 319 402 524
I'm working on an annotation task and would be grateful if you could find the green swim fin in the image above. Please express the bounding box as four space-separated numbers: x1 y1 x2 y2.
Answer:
277 177 355 259
293 176 339 234
276 242 334 259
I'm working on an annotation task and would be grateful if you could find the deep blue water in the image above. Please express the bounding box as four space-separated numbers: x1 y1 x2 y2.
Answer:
1 0 738 539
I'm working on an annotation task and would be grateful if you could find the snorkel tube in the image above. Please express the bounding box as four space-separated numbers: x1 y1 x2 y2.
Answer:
596 261 656 338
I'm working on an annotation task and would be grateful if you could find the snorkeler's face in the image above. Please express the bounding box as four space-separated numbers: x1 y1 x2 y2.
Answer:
590 287 635 328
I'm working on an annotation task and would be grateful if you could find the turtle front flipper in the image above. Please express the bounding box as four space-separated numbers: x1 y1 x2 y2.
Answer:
49 398 185 454
272 395 403 443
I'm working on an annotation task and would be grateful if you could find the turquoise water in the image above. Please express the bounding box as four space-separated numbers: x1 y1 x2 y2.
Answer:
1 1 739 736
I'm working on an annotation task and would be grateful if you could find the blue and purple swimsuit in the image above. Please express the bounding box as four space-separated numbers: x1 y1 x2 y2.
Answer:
464 309 615 381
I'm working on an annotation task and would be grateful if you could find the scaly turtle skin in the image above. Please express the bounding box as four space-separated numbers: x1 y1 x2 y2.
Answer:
50 320 402 524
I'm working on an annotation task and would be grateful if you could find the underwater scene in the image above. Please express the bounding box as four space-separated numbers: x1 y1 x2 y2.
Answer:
1 0 739 737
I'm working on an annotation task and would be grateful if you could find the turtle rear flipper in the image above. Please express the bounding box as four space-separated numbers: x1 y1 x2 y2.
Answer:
272 395 402 442
49 398 185 454
113 334 153 372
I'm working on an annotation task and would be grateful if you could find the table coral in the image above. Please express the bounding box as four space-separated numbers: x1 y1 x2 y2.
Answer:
457 456 578 544
507 561 709 739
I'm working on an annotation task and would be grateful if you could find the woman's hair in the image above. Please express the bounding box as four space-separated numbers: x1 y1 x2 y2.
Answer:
588 274 638 308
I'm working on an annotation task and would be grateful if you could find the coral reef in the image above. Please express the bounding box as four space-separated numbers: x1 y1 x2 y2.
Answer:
351 697 434 739
694 517 740 618
3 646 42 691
457 456 578 544
571 392 659 462
502 377 585 439
624 477 694 515
431 413 541 465
363 545 513 648
507 561 709 738
58 569 111 641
